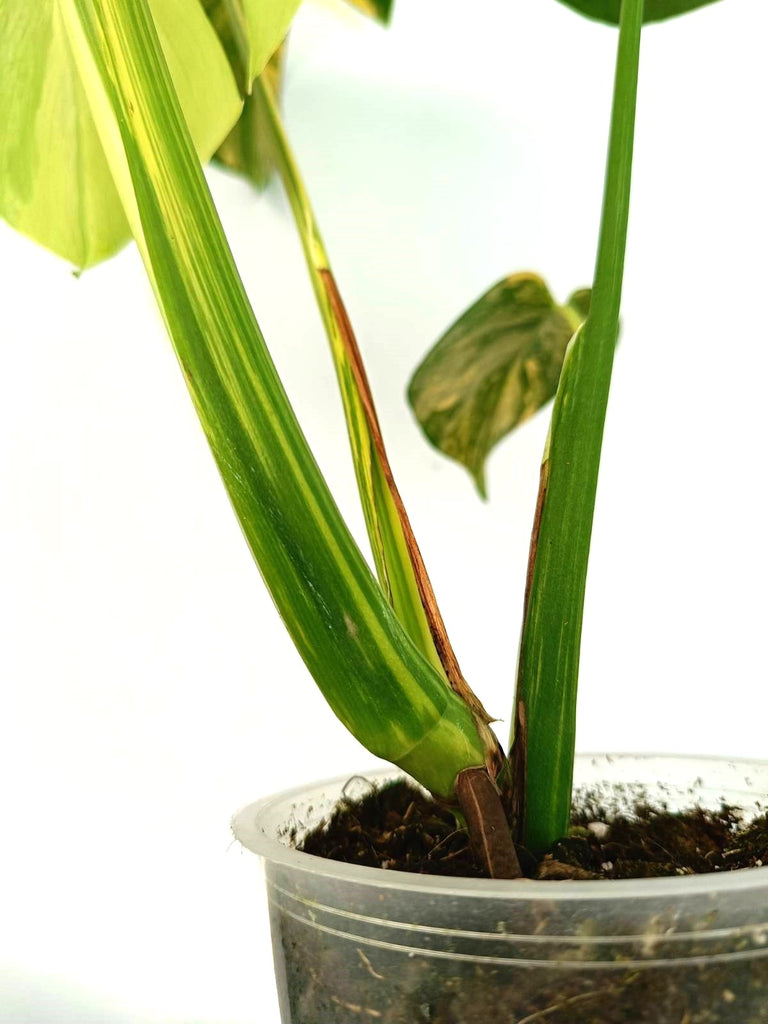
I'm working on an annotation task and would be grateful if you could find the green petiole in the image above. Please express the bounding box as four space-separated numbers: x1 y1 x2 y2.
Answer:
62 0 492 800
513 0 645 851
256 76 499 758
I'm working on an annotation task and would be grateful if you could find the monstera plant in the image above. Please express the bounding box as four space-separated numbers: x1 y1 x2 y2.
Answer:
0 0 734 878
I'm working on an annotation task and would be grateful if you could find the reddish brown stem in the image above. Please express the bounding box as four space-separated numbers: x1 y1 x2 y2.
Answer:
455 767 523 879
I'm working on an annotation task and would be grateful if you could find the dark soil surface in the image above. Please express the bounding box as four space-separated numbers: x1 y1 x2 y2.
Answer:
299 777 768 880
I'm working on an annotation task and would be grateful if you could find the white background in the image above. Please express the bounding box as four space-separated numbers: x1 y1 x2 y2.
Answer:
1 0 766 1020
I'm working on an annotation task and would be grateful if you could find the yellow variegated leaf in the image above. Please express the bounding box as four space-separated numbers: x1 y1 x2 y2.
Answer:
0 0 241 268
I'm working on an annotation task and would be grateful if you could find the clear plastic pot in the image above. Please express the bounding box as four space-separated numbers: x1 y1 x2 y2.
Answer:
232 754 768 1023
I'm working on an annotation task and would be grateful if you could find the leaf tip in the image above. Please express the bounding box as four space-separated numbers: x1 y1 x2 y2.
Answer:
473 467 489 501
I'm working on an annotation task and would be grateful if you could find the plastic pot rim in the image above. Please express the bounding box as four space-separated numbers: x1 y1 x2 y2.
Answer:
231 751 768 902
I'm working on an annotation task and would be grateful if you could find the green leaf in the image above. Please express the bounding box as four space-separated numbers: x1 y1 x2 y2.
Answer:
234 0 301 86
554 0 719 25
201 0 248 89
408 274 590 498
343 0 395 23
513 0 644 851
59 0 493 799
214 47 284 190
253 76 497 741
0 0 242 268
200 0 299 107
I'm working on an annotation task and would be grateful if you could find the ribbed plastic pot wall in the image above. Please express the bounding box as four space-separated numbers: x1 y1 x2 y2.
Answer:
233 755 768 1023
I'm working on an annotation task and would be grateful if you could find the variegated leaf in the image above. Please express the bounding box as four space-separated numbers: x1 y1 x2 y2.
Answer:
0 0 241 268
409 274 590 497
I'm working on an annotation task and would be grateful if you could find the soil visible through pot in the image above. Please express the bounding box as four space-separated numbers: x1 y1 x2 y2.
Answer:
273 777 768 1023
